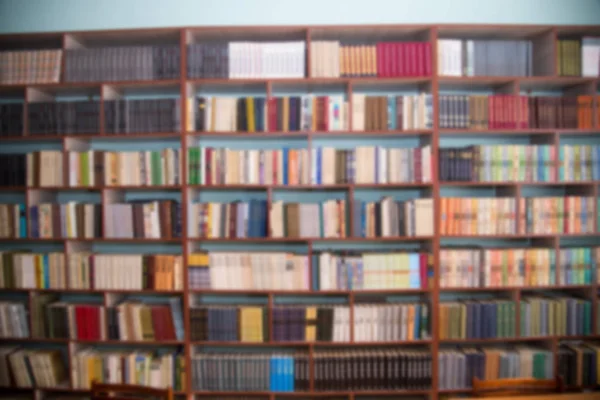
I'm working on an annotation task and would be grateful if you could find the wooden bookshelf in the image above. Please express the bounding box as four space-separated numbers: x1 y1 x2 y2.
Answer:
0 23 600 400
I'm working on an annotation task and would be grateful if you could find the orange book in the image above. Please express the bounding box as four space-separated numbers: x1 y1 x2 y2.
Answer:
312 97 318 131
339 200 346 238
339 46 346 77
370 45 377 76
575 196 582 233
448 198 455 235
360 45 367 77
351 45 359 77
440 197 447 235
407 305 415 340
471 198 477 235
288 149 297 185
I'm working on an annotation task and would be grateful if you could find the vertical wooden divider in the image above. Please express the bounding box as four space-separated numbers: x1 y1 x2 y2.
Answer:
593 183 599 337
179 28 192 400
430 26 440 400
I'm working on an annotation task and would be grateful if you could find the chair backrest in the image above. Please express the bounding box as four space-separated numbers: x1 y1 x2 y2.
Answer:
91 382 173 400
472 376 564 398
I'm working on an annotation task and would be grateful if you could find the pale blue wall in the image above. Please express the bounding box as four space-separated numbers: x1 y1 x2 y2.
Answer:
1 0 600 34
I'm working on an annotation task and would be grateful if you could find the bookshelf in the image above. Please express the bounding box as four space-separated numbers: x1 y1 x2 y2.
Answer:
0 23 600 400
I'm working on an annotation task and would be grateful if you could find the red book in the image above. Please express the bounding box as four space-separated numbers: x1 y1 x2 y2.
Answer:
162 306 176 340
376 42 384 77
510 96 517 129
388 43 396 77
414 148 422 183
397 42 405 77
500 95 506 129
150 306 163 340
384 43 392 77
92 306 101 340
322 96 329 131
488 95 495 129
424 42 432 76
416 43 424 76
419 254 428 290
268 97 277 132
520 96 528 129
75 306 86 340
411 43 418 77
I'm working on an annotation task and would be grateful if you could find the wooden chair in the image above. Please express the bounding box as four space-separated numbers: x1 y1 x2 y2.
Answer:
91 382 173 400
472 376 564 398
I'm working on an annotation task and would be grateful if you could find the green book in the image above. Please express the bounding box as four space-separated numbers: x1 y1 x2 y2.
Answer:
583 300 591 335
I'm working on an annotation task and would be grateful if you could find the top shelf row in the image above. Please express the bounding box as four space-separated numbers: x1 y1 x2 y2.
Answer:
1 25 600 86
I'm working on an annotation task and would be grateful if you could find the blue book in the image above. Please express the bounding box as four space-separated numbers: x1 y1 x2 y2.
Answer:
43 254 50 289
537 146 543 182
30 206 38 238
19 204 26 238
255 98 263 131
559 146 565 181
261 200 268 237
408 253 420 288
288 355 295 391
585 248 593 284
248 200 257 238
582 197 588 234
361 202 366 237
168 297 185 340
269 355 277 391
283 148 289 185
316 148 322 184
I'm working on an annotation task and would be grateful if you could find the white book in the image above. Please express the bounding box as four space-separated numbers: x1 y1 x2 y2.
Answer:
351 94 365 131
319 253 331 290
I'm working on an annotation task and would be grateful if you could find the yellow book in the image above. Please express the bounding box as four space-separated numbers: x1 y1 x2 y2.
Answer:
210 97 217 131
407 305 415 340
305 306 317 341
189 253 209 266
35 255 43 288
186 97 194 132
283 97 290 132
246 97 256 132
312 97 318 131
206 203 212 238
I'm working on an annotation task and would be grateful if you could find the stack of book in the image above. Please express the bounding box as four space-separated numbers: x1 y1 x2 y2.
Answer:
187 253 210 289
559 342 600 387
192 352 308 392
352 94 433 131
439 300 516 339
28 101 100 136
439 248 556 288
0 204 26 238
193 252 309 290
581 37 600 77
187 147 310 185
67 151 103 187
64 46 180 81
189 306 266 342
310 41 432 77
0 302 29 338
559 248 594 285
521 296 592 337
557 39 582 76
440 197 517 236
439 145 557 182
354 197 434 237
559 145 600 181
72 349 185 390
527 96 581 129
107 299 184 341
0 104 24 137
354 303 429 341
0 154 26 187
67 253 183 291
187 41 305 79
101 149 182 186
2 348 67 388
29 202 101 239
314 350 432 391
437 39 533 76
439 347 553 390
318 252 430 290
439 95 523 129
104 98 182 134
522 196 595 234
272 305 350 342
269 200 347 238
314 146 432 184
45 302 105 340
188 200 268 238
0 252 66 289
105 200 182 239
0 50 62 84
27 151 64 187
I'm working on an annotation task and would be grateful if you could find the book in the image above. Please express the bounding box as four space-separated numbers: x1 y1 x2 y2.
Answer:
45 302 105 340
28 100 100 136
4 348 67 388
104 98 181 134
354 303 429 341
0 49 62 84
192 352 308 392
64 45 180 82
106 299 183 341
72 348 185 390
189 200 268 238
97 149 181 186
271 305 350 342
354 197 434 237
559 342 600 387
29 202 101 239
521 296 591 337
0 302 29 338
559 247 594 285
581 37 600 77
190 96 267 132
187 43 229 78
0 103 24 137
189 252 309 290
0 154 26 187
557 39 582 76
0 204 26 238
269 200 347 238
440 197 518 236
439 347 553 390
352 93 433 131
438 39 533 76
559 145 600 181
190 305 266 342
523 196 595 234
0 252 66 289
104 200 181 239
440 248 556 288
26 151 64 187
317 252 431 290
439 300 515 339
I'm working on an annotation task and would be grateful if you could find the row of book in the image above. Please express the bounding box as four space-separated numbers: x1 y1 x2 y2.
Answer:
188 252 308 291
559 342 600 387
437 39 533 77
560 145 600 181
104 99 182 134
523 196 596 234
27 151 63 187
0 348 66 388
67 253 184 291
441 197 517 236
352 94 433 131
192 41 306 79
0 50 62 84
521 297 592 337
272 306 347 342
43 298 184 341
310 41 432 78
354 198 434 238
190 306 266 342
0 252 66 289
438 347 553 390
354 303 429 342
557 38 600 77
72 349 185 390
319 252 429 290
0 155 25 187
191 95 349 132
439 248 556 288
439 300 516 340
64 46 181 82
29 203 101 239
103 150 182 186
188 200 268 239
269 200 347 238
28 101 100 136
0 302 29 338
0 103 23 137
105 200 182 239
559 247 595 285
0 204 26 238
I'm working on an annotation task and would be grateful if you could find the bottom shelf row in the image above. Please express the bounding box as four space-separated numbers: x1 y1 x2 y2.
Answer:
0 342 598 394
